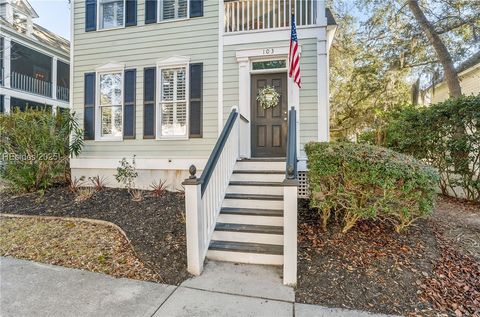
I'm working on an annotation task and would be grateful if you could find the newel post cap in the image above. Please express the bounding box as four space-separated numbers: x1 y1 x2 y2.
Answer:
182 165 202 185
189 165 197 179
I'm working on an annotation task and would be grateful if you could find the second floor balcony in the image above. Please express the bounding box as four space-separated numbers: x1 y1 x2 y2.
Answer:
11 71 52 98
10 71 70 102
5 41 70 102
224 0 322 33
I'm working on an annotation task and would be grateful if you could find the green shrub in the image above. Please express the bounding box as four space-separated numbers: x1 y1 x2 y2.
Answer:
0 108 83 192
357 130 376 145
384 95 480 201
305 142 439 233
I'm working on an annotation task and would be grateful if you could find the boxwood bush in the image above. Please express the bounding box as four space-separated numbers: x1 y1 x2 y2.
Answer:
305 142 439 233
384 95 480 201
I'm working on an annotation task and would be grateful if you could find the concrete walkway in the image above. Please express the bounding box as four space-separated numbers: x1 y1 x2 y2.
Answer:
0 257 398 317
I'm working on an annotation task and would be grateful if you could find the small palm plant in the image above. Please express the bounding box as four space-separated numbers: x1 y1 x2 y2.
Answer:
0 108 84 192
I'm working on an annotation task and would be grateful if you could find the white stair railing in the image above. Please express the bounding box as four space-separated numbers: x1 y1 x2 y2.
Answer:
183 108 240 275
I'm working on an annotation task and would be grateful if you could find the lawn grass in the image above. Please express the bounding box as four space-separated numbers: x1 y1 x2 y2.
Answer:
0 215 162 282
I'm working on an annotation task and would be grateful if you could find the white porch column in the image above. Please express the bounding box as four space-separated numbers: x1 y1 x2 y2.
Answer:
52 57 58 99
283 181 298 286
237 56 251 158
183 167 205 276
315 0 327 26
4 95 11 114
4 37 11 89
317 39 329 141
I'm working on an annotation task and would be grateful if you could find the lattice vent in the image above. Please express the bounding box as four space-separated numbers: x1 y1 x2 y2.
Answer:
298 171 310 198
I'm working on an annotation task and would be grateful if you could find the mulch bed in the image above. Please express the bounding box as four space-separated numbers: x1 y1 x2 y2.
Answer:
296 196 480 317
0 216 160 281
0 186 190 285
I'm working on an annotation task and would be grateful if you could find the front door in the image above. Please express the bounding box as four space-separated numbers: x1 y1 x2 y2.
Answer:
251 73 288 157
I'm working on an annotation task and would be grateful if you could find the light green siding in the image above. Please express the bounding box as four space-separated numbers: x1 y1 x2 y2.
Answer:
73 0 219 158
223 38 319 156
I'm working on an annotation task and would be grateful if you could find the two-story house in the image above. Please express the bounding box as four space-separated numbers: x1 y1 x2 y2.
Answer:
71 0 336 284
0 0 70 114
71 0 336 188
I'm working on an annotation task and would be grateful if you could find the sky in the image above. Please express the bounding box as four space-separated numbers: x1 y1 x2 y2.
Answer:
30 0 71 40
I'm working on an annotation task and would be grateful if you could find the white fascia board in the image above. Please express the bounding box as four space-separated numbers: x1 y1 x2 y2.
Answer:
2 87 69 107
224 27 326 46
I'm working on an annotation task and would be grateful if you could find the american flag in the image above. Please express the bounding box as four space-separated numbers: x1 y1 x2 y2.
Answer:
289 13 301 88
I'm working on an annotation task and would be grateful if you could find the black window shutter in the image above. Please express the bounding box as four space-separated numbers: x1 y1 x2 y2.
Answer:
190 0 204 18
84 73 96 140
145 0 157 24
85 0 97 32
143 67 156 139
125 0 137 26
189 63 203 138
124 69 136 139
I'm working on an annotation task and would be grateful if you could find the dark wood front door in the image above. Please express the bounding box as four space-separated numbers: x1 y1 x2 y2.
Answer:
251 73 288 157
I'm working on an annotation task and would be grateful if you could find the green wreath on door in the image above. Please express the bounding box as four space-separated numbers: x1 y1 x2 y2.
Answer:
257 85 280 110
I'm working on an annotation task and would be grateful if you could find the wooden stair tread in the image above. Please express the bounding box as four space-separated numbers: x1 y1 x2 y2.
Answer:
237 158 286 162
229 181 284 187
215 223 283 234
224 193 283 201
232 170 284 174
220 207 283 217
209 240 283 255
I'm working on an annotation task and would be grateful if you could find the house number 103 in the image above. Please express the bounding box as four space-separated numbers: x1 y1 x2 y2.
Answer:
263 48 275 55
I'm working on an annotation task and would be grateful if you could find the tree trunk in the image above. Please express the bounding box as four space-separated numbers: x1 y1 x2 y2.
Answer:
408 0 462 97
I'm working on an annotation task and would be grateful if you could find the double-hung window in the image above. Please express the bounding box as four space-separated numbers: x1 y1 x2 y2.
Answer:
99 72 123 139
159 0 188 22
99 0 125 29
159 66 188 138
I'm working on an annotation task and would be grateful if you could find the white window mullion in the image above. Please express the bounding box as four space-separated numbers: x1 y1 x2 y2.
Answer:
113 2 118 26
158 0 162 22
173 69 178 128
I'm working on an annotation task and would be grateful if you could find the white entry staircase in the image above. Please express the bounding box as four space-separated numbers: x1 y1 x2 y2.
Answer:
183 108 298 285
207 159 285 265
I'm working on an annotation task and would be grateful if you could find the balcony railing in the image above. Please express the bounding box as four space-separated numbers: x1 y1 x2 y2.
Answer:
57 86 69 102
224 0 319 33
11 71 52 98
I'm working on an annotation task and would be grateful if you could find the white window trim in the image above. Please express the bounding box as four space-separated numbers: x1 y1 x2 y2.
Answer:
157 0 190 24
95 66 125 141
97 0 126 31
155 56 190 140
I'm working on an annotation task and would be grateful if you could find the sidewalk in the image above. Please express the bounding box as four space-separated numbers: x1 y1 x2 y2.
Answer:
0 257 397 317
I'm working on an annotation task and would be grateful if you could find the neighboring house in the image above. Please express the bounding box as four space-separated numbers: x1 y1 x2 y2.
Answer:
419 51 480 105
0 0 70 114
71 0 336 285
